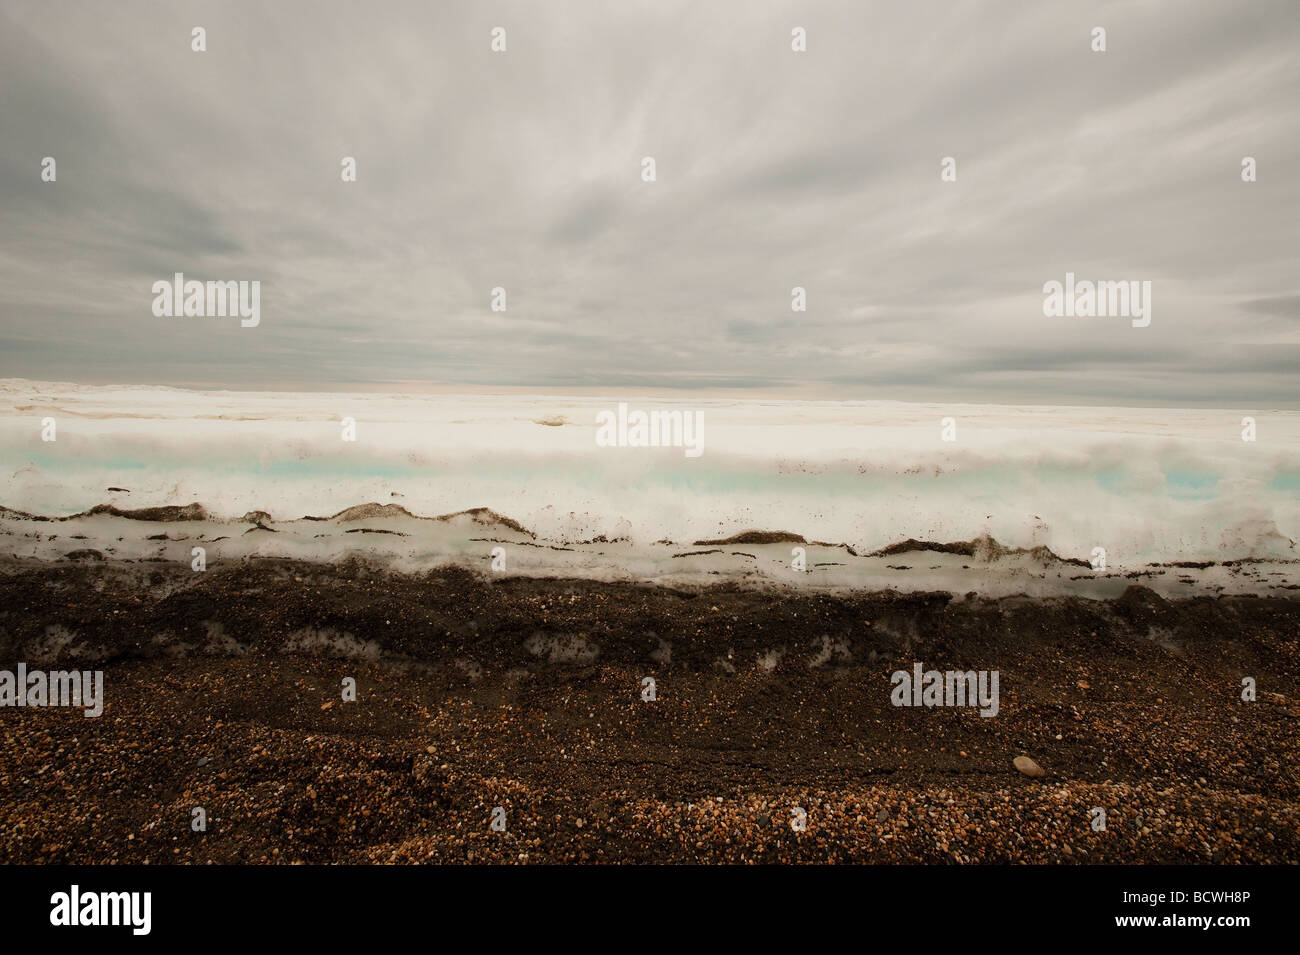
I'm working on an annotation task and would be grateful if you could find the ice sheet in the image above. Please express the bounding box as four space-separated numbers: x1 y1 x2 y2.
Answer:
2 379 1296 575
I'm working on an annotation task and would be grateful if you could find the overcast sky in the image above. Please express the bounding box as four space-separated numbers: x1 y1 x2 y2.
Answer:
1 0 1297 405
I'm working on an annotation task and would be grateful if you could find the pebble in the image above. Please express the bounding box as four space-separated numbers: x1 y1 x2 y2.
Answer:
1013 756 1045 778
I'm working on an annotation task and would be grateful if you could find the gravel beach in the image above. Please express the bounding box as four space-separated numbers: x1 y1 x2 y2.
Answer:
1 560 1297 864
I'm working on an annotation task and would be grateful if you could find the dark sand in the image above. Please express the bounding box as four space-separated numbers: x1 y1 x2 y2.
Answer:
1 560 1297 864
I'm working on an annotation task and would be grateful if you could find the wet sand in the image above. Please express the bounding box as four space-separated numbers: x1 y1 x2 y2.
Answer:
1 560 1297 864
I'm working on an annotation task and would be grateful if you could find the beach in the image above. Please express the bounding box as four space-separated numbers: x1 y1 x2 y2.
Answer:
1 558 1296 864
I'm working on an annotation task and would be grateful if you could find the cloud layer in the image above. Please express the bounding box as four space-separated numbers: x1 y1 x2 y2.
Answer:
1 0 1297 404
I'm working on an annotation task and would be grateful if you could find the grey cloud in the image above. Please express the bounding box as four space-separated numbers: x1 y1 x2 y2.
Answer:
0 0 1296 405
1241 295 1300 318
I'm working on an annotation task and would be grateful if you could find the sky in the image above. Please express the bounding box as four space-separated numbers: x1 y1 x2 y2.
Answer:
1 0 1297 406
